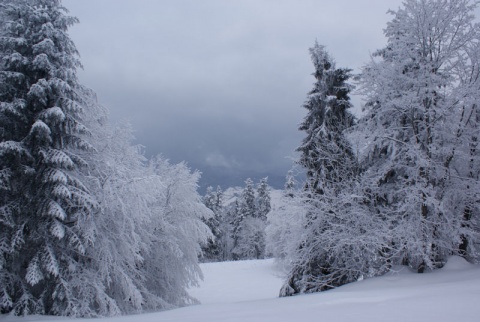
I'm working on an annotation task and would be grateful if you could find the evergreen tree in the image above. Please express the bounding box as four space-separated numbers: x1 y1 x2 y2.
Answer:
283 170 297 198
254 178 270 258
240 178 256 219
203 186 216 210
231 179 254 260
296 41 356 196
256 177 271 221
229 199 243 260
213 186 231 261
201 186 224 262
0 0 98 315
280 43 370 296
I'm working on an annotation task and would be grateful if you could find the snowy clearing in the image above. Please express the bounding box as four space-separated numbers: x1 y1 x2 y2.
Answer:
1 257 479 322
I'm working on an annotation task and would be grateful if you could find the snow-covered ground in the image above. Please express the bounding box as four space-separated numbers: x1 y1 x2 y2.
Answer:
1 257 479 322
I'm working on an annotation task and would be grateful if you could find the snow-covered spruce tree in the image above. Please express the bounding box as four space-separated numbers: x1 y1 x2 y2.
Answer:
357 0 480 271
0 0 100 315
296 41 356 195
241 178 256 219
279 43 384 296
203 186 216 210
226 199 241 260
212 186 231 261
283 170 297 198
201 186 224 262
201 187 218 260
231 179 255 260
256 177 271 222
252 177 271 258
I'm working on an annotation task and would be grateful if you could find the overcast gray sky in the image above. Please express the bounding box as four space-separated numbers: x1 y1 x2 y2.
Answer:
62 0 404 190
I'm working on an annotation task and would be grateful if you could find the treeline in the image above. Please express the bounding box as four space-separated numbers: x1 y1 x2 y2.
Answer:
201 177 271 262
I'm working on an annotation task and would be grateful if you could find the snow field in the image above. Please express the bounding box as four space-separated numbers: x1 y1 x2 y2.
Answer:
1 256 479 322
188 259 284 304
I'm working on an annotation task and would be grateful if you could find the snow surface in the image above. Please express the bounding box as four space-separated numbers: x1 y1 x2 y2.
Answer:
1 257 479 322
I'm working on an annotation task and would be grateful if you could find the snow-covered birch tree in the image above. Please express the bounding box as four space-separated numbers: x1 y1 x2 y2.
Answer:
266 171 305 262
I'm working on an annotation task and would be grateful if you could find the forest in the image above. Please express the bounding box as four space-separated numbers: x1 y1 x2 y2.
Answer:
0 0 479 318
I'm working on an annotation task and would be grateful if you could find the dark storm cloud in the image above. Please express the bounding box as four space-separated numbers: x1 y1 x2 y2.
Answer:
63 0 404 189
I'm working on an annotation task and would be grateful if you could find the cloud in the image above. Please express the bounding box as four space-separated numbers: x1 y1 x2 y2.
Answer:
64 0 405 189
205 152 241 169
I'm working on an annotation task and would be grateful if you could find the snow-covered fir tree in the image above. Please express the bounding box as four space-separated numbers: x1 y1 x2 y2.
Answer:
203 186 216 211
280 43 377 296
256 177 271 222
213 186 231 261
0 0 99 315
201 186 225 262
240 178 256 219
296 41 356 195
227 199 241 260
283 170 297 198
231 179 256 260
